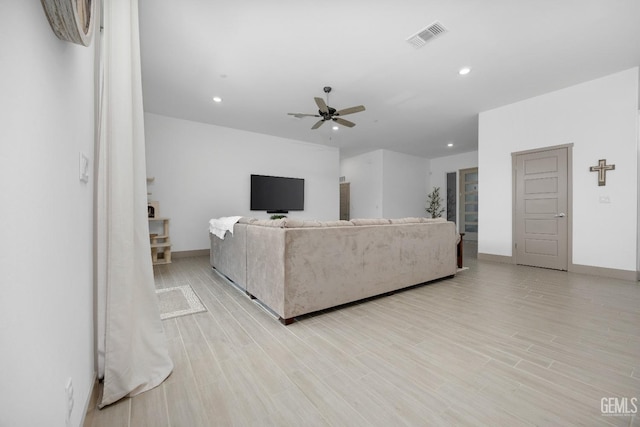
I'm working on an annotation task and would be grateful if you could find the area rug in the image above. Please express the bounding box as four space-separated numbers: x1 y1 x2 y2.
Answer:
156 285 207 320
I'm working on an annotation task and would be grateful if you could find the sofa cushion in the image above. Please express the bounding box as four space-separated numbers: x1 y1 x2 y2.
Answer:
422 218 447 223
388 217 448 224
389 217 424 224
350 218 391 226
317 220 354 227
248 218 355 228
283 219 354 228
252 218 287 227
283 219 324 228
248 217 446 228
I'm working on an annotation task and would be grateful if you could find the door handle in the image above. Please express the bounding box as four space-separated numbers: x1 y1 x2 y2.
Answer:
554 213 566 218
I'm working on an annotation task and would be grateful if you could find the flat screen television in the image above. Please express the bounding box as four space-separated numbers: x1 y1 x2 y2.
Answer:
250 174 304 213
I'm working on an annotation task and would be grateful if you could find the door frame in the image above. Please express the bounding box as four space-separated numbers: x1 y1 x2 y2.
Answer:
511 143 573 268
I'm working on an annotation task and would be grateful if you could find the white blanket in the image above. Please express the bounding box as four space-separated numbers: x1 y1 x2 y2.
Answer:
209 216 243 239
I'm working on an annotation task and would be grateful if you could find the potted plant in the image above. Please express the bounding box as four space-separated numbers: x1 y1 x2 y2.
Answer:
425 187 444 218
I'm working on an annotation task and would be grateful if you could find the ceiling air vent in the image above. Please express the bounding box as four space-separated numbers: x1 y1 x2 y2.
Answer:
406 21 448 48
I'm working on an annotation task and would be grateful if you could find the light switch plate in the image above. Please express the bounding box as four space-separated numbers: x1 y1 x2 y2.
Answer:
79 152 89 183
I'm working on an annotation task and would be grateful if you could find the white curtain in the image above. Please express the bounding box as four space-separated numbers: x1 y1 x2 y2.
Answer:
96 0 173 408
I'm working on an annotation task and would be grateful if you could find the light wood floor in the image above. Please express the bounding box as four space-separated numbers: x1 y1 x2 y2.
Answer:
85 244 640 426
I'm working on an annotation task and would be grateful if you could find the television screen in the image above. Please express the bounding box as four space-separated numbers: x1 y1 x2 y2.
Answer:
250 174 304 213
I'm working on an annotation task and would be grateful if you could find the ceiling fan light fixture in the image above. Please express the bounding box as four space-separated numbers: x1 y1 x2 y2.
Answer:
287 87 365 130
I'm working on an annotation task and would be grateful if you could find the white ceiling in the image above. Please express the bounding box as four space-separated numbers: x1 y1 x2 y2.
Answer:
138 0 640 159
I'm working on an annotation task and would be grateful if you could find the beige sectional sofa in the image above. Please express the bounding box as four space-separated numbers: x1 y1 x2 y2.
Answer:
210 217 458 324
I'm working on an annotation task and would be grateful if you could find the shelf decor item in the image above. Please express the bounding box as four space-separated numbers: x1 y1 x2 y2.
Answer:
148 201 159 218
41 0 96 46
149 217 171 265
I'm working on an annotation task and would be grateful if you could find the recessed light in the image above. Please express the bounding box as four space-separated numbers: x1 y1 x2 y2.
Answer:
458 67 471 76
447 143 454 147
212 96 223 103
332 126 339 131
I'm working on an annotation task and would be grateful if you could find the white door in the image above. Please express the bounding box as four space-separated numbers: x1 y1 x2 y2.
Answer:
459 168 478 240
514 147 568 270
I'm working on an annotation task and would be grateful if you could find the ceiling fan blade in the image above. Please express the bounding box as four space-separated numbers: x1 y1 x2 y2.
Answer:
288 113 321 118
314 97 329 114
311 119 325 129
336 105 365 116
333 118 356 128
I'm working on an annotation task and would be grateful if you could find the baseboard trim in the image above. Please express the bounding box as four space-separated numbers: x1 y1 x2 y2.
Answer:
172 249 209 259
478 252 638 281
477 253 513 264
81 374 100 427
569 264 639 282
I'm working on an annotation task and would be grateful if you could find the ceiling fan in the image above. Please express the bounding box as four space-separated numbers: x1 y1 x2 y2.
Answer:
288 86 365 129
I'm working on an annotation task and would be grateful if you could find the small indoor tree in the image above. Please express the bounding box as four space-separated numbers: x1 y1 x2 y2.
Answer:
425 186 445 218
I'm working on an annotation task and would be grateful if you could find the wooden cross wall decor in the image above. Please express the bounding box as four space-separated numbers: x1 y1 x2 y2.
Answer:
589 159 615 186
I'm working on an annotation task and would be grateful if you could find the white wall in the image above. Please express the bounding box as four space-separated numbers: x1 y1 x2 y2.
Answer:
340 149 430 219
430 151 479 193
0 3 96 427
382 150 429 218
145 113 340 251
340 151 384 218
479 67 639 272
429 151 479 228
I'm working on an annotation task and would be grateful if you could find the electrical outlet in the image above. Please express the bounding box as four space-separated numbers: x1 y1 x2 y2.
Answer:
599 195 611 204
65 378 74 427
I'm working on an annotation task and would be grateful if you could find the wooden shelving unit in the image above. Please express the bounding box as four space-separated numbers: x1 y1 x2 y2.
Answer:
149 217 171 265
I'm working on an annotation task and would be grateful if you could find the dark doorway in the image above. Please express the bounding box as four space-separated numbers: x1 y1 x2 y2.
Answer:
339 182 350 220
446 172 456 223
